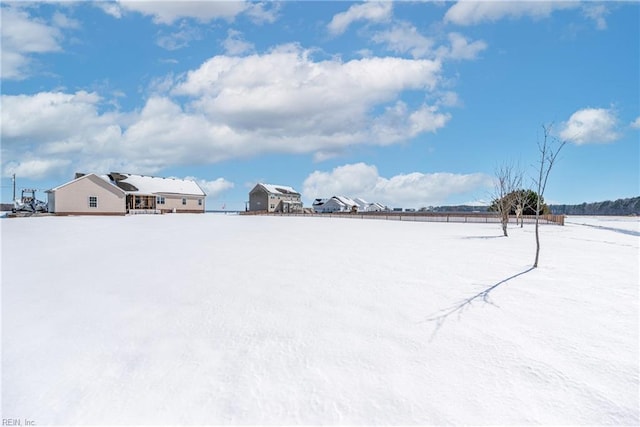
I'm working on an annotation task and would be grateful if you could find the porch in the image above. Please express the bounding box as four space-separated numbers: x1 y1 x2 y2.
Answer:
126 195 159 214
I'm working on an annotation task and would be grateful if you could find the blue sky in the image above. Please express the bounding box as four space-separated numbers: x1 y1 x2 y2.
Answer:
1 1 638 210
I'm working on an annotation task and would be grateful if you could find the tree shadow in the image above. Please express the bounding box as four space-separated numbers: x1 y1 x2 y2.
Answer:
423 267 534 341
566 221 640 237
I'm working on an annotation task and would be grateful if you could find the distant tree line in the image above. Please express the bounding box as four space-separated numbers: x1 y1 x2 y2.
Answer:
429 196 639 216
427 205 486 213
550 196 640 216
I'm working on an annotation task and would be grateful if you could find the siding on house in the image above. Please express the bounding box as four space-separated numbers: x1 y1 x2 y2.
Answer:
47 174 126 215
155 194 205 213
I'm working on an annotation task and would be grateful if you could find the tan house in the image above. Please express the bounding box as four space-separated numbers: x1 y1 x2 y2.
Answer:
249 183 302 213
47 173 127 215
47 172 206 215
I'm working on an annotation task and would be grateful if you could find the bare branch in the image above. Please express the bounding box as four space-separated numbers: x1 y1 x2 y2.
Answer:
533 124 567 267
492 162 523 236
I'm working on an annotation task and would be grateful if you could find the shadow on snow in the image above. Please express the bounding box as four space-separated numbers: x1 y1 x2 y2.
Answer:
566 221 640 237
423 267 535 341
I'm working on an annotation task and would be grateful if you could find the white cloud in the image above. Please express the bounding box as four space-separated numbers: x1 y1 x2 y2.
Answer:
95 2 122 19
303 163 492 207
581 4 609 30
51 11 80 30
328 2 393 36
438 32 487 60
436 91 461 108
1 91 113 143
631 117 640 129
115 1 249 24
1 46 454 181
371 21 434 58
304 163 380 198
172 45 446 151
1 90 127 178
1 5 63 79
184 176 235 199
560 108 621 144
245 2 280 24
222 29 255 56
444 1 578 26
371 22 486 63
371 102 450 145
156 25 202 51
3 159 72 180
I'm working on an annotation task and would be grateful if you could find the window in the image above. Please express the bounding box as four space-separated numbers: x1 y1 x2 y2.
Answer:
182 198 187 205
198 199 202 206
89 196 98 208
157 196 165 205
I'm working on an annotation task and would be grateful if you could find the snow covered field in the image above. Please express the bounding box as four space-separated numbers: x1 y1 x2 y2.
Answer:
2 214 638 425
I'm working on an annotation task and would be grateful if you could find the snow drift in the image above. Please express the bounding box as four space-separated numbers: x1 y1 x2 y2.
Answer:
2 214 638 424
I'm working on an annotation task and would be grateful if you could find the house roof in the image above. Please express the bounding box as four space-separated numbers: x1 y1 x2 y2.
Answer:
48 173 126 196
353 197 369 208
333 196 358 207
109 172 206 196
369 202 387 209
254 183 300 196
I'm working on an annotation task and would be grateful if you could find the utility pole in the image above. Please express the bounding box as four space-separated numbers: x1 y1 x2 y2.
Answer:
12 174 16 201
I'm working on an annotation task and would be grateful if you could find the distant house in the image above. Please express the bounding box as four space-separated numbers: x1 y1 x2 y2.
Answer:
352 198 388 212
249 183 302 213
312 198 329 212
313 196 389 213
353 198 369 212
314 196 358 213
47 172 206 215
365 202 388 212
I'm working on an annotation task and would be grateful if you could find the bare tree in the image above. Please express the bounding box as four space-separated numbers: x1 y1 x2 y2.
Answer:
492 163 522 237
533 124 567 268
513 189 527 227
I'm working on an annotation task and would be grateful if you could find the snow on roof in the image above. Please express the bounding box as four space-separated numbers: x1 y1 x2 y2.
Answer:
258 183 300 195
111 173 205 196
353 198 369 208
370 202 387 209
334 196 358 207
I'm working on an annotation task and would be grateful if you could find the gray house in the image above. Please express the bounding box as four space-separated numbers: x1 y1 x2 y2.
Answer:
249 183 302 213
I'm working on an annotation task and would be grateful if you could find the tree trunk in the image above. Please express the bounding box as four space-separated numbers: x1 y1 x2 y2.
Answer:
534 219 540 267
501 210 509 236
533 182 542 267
